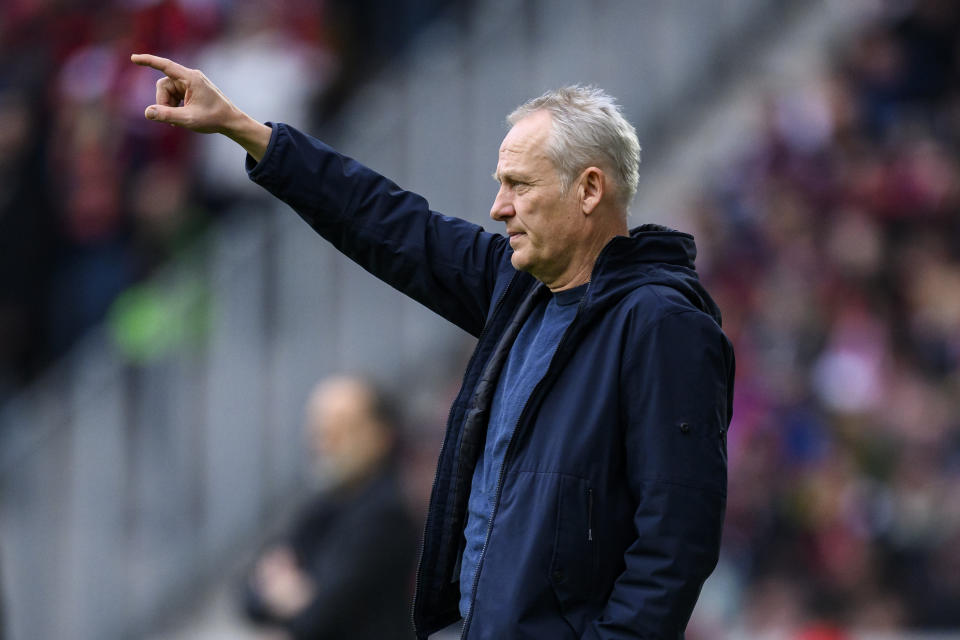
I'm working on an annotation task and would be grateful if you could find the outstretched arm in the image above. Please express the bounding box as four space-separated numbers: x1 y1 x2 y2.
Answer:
131 53 510 335
130 53 272 162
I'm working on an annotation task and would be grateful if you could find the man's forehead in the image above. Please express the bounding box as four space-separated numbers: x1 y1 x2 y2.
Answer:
500 110 552 153
496 113 554 175
495 146 551 181
498 132 535 159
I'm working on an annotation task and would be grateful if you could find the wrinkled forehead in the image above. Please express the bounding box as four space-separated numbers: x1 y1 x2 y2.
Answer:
497 110 554 168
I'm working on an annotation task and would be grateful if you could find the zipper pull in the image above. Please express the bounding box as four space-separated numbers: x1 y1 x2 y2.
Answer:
587 488 594 542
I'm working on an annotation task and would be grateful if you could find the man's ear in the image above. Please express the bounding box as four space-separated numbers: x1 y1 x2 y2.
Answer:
578 167 604 215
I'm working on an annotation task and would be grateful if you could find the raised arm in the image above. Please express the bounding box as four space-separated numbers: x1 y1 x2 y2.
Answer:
131 54 510 335
130 53 272 161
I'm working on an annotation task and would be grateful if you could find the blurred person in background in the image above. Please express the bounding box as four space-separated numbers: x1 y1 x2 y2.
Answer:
193 0 333 208
241 375 418 640
0 80 54 396
131 53 734 639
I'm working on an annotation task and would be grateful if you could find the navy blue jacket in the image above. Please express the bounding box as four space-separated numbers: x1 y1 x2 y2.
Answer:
248 123 735 640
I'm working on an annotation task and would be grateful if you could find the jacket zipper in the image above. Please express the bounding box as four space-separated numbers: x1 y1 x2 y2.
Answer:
412 274 519 637
587 488 594 542
460 289 589 639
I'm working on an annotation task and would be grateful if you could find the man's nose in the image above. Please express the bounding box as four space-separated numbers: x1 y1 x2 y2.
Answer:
490 188 514 221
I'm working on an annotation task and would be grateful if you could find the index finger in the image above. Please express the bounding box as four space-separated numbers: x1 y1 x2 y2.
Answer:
130 53 191 79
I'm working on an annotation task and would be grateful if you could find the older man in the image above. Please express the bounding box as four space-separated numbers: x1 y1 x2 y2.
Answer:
132 54 735 639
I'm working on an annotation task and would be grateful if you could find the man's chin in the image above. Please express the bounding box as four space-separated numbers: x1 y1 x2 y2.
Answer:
510 253 529 272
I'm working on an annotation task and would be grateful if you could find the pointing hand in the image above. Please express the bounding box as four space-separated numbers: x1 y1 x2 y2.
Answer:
131 53 272 161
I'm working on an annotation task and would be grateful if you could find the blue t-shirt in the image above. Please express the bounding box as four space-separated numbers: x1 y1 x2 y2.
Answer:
459 283 587 617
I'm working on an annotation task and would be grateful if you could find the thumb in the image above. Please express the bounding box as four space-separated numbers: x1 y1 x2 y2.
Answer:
144 104 183 125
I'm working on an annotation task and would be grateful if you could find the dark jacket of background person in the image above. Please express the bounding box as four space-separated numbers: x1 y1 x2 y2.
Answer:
247 123 735 639
241 376 419 640
242 460 417 640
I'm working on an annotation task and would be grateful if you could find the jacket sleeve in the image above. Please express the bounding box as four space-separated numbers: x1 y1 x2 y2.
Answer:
586 309 734 639
246 122 509 337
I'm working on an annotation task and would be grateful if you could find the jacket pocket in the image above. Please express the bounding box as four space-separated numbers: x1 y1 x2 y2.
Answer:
549 475 597 619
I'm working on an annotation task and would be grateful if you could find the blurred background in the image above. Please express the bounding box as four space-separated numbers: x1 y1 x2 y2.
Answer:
1 0 959 638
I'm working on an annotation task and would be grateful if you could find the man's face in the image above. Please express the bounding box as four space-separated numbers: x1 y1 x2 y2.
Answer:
491 110 585 285
305 379 383 486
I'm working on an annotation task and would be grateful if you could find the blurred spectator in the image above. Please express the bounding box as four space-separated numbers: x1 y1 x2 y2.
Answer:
194 0 333 207
240 375 418 640
0 80 54 394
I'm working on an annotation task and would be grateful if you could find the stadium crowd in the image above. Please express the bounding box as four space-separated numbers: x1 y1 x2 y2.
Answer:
687 0 960 635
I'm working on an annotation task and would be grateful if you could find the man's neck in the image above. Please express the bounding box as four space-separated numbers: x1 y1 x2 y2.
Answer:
546 225 628 292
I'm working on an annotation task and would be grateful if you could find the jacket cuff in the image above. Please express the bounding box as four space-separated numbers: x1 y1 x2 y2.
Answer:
245 121 283 186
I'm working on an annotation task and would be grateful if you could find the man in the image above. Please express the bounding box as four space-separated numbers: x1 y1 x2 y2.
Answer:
242 376 417 640
131 53 735 639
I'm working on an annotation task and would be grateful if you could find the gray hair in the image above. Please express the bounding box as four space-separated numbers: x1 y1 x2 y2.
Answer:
508 86 641 210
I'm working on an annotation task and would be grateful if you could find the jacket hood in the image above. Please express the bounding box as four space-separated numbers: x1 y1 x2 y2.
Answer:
586 223 722 326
